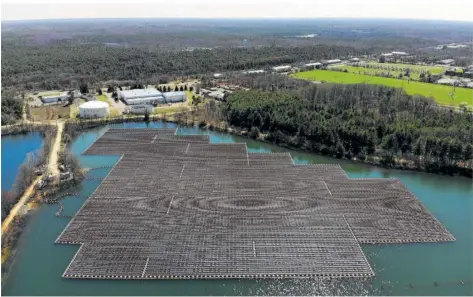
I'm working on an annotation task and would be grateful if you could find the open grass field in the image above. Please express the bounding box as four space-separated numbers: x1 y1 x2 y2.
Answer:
29 105 70 121
70 104 79 118
153 102 190 115
292 70 472 107
97 94 109 103
330 63 446 81
364 62 446 74
330 65 421 80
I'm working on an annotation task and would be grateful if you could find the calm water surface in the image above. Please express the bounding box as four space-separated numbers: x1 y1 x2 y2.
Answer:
2 122 472 295
1 133 43 191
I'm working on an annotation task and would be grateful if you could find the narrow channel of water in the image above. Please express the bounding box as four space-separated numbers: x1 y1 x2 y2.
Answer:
2 122 472 296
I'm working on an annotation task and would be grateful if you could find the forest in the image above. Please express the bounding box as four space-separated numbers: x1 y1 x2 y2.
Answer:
1 43 365 90
218 75 473 176
3 18 472 91
1 90 23 125
3 18 472 47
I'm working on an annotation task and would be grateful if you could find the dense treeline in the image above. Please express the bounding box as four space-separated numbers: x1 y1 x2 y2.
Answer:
221 79 473 176
1 44 364 90
1 91 23 125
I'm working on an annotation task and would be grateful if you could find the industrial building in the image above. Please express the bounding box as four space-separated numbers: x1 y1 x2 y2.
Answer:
272 65 292 72
208 91 225 100
243 69 265 74
125 104 153 115
40 92 69 104
78 101 109 118
119 89 165 105
391 51 409 56
323 59 342 65
438 59 455 65
163 91 186 103
303 62 322 69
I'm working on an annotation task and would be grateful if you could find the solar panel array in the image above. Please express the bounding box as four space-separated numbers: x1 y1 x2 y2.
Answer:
56 128 455 280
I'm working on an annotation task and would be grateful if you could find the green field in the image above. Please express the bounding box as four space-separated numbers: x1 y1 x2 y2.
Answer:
97 94 109 103
292 70 472 107
153 104 190 115
364 62 445 74
329 65 419 80
330 63 446 81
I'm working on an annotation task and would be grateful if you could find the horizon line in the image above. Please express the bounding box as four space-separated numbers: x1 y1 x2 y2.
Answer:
3 16 473 23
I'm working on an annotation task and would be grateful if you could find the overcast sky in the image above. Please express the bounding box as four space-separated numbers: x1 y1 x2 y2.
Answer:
2 0 473 22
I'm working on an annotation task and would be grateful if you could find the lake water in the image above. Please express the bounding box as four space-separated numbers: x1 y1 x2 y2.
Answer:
2 122 472 295
1 133 43 191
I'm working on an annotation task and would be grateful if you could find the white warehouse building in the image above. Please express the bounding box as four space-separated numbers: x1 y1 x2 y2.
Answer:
119 89 165 105
272 65 292 73
79 101 109 118
125 104 154 115
163 91 187 103
41 92 69 104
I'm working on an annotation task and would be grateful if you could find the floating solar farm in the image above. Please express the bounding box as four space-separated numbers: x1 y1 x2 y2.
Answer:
56 128 455 280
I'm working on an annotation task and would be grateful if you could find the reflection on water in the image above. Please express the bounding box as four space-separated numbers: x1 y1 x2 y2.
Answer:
2 122 471 296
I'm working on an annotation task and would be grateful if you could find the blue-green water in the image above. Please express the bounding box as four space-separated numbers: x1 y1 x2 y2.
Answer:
2 122 472 295
1 133 43 191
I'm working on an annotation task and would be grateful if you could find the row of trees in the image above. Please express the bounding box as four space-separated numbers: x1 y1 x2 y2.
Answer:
218 75 472 176
156 85 191 92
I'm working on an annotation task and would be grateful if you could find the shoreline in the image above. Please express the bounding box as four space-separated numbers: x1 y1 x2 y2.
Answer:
2 114 471 178
1 116 471 291
165 117 473 179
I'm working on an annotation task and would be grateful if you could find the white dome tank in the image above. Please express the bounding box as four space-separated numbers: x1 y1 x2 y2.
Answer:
79 101 109 118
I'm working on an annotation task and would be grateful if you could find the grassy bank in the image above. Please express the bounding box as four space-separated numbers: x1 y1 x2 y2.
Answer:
292 70 472 107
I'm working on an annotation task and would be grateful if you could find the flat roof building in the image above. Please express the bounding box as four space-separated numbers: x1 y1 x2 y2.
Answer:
272 65 292 72
323 59 342 65
125 104 154 115
243 69 265 74
119 89 165 105
163 91 186 103
391 51 409 56
303 62 322 69
438 59 455 65
41 92 69 104
208 91 225 100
